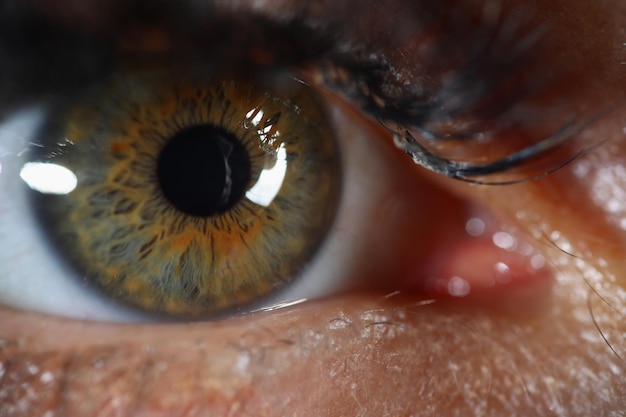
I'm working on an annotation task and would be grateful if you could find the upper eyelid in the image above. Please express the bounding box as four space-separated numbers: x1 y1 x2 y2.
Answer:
0 1 344 100
307 4 617 184
0 0 487 109
1 0 600 186
0 1 524 122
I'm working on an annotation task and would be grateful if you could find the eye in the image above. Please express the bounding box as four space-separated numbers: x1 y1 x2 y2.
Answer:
0 1 577 323
0 64 405 321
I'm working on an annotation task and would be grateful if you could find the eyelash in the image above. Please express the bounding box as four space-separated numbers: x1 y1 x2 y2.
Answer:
307 3 604 185
0 0 599 187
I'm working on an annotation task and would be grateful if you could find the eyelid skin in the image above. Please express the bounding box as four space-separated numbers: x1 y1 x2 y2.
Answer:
0 288 621 416
4 0 626 416
312 0 618 183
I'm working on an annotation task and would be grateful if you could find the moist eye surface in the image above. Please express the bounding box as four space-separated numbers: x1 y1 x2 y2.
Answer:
28 70 341 317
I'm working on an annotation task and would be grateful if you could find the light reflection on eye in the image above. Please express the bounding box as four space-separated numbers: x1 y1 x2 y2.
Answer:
19 162 78 195
245 143 287 207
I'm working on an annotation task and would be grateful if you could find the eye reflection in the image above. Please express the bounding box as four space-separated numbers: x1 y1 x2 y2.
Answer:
19 162 78 195
245 143 287 207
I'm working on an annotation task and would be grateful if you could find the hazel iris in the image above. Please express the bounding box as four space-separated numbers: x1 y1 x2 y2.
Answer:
30 70 341 316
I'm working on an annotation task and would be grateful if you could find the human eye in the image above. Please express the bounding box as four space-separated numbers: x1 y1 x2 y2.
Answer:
0 7 441 321
0 0 565 322
2 0 626 416
0 0 587 322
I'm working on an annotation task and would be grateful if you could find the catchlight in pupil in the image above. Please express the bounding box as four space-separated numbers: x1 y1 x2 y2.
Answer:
27 70 341 317
156 124 251 217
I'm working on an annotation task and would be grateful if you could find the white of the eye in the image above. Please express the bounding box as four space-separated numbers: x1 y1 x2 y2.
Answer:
19 162 78 195
245 143 287 207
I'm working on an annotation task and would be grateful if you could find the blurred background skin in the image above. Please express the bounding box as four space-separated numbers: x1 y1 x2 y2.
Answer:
2 0 626 415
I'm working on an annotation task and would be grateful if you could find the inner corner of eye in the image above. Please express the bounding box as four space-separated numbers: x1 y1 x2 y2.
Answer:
12 69 344 321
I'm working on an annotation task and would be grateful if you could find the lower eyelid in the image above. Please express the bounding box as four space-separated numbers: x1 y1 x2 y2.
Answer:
0 281 581 417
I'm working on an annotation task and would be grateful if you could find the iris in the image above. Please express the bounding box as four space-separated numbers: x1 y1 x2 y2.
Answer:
29 70 341 317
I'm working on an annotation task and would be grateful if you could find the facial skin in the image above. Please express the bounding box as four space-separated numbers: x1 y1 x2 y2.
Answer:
2 0 626 416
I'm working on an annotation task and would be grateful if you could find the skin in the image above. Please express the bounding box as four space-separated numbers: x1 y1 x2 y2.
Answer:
2 0 626 415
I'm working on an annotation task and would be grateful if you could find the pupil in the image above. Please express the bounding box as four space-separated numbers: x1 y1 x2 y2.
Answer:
157 124 251 217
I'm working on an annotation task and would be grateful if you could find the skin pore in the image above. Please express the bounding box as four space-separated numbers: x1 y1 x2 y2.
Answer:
2 0 626 415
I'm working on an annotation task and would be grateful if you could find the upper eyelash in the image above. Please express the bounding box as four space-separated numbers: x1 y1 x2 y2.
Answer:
392 121 592 185
0 1 528 120
311 1 608 184
315 2 545 123
0 0 608 186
